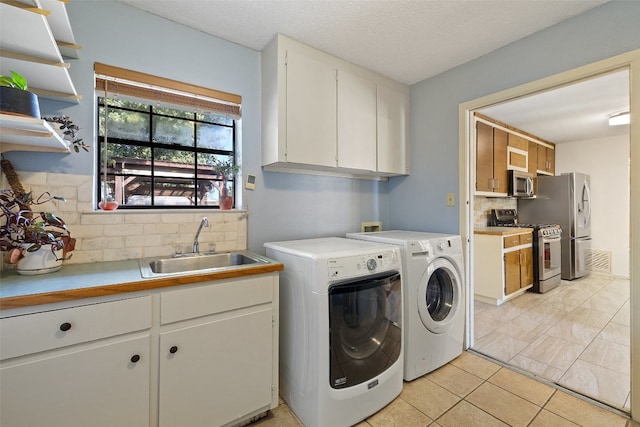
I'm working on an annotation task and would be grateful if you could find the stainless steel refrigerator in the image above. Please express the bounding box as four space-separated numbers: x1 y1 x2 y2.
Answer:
518 172 592 280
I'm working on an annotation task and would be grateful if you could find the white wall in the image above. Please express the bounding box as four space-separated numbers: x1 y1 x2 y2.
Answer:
556 135 630 276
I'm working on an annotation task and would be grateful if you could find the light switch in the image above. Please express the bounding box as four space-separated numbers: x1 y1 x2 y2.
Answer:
446 193 455 207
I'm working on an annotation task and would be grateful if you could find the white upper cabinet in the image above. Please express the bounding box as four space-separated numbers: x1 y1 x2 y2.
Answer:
337 69 377 171
285 49 337 168
377 84 409 175
262 34 410 180
0 0 80 103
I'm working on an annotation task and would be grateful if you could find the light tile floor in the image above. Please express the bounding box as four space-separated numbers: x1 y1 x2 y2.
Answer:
254 352 637 427
473 273 631 411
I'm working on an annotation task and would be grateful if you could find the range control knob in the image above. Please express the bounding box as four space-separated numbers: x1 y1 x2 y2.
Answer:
366 258 377 271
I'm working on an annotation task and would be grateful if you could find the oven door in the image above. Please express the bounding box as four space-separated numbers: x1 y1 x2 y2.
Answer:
328 271 401 389
540 235 561 281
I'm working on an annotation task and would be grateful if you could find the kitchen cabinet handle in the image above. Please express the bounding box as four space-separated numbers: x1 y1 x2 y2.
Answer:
59 322 72 332
130 354 141 363
169 346 178 354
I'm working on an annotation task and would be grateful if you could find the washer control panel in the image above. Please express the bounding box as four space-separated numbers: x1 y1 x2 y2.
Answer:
328 249 400 279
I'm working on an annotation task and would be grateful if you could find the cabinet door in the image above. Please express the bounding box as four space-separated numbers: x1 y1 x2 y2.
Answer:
493 128 508 193
159 308 273 427
286 49 336 167
337 69 377 170
377 84 408 174
0 336 150 427
546 146 555 175
537 144 548 172
520 246 534 287
507 133 528 171
476 121 494 192
528 141 538 194
504 251 521 295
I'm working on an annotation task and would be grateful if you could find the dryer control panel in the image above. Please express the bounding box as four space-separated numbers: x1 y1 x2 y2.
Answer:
327 249 400 279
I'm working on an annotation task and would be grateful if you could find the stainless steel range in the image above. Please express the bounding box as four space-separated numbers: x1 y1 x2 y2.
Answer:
489 209 562 293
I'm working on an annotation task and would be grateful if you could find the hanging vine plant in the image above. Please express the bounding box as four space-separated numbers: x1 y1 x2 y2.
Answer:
43 115 90 153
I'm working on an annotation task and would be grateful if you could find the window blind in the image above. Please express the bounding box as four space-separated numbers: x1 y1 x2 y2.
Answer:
94 62 241 119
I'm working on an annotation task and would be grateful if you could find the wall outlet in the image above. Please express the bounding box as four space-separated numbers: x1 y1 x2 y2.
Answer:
446 193 455 207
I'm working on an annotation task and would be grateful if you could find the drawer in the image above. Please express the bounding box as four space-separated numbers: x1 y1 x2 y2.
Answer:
503 235 521 249
520 233 533 245
161 275 274 325
0 296 152 360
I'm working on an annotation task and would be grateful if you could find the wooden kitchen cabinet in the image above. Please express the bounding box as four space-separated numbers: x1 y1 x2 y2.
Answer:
261 34 409 179
536 143 556 175
0 296 152 427
476 121 508 195
474 229 533 305
507 133 529 172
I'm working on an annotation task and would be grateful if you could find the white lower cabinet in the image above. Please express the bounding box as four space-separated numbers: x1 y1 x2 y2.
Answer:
0 296 152 427
0 273 279 427
1 335 151 427
159 308 273 427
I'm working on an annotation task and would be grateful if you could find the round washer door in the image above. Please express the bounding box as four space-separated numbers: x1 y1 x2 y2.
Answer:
417 257 462 334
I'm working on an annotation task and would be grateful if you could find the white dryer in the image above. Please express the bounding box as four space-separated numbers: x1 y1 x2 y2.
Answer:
347 230 465 380
264 237 403 427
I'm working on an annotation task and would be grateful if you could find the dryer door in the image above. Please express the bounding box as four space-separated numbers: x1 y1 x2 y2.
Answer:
417 257 462 334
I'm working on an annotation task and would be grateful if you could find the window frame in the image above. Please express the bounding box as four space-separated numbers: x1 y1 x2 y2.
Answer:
94 63 241 210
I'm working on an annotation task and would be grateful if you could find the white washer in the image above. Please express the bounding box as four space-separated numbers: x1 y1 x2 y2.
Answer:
347 230 465 380
264 237 403 427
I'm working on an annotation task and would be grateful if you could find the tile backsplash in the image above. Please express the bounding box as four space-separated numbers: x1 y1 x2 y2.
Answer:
1 171 247 267
474 196 517 227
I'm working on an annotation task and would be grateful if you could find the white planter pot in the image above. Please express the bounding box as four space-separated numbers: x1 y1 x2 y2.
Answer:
16 245 63 275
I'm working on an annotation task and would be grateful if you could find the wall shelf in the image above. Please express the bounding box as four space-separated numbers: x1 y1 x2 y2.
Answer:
0 0 80 103
0 113 70 153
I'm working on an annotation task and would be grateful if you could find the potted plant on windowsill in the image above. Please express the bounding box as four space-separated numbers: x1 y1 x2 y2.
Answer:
0 70 40 118
210 157 240 210
0 190 76 275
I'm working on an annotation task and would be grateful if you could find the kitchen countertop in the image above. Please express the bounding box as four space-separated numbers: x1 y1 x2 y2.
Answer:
474 226 534 236
0 258 284 310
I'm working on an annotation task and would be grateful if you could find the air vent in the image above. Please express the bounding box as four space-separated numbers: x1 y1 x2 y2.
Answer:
585 249 612 274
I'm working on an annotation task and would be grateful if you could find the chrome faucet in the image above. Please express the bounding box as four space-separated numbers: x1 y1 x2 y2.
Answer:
192 217 209 253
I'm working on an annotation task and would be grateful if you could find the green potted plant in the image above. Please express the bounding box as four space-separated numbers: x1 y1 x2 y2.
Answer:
0 70 40 118
210 157 240 210
0 189 76 275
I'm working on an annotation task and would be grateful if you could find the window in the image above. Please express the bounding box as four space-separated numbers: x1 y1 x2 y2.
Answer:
95 63 241 209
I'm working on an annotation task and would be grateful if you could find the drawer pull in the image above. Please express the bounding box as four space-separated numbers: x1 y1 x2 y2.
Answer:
169 346 178 354
130 354 141 363
59 322 72 332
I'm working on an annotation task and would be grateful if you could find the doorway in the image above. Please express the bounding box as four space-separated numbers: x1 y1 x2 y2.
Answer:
458 50 640 420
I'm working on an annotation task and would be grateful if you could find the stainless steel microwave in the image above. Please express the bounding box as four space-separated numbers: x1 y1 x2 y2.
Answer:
508 170 534 197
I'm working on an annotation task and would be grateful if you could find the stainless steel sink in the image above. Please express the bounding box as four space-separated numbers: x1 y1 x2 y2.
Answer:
138 251 273 278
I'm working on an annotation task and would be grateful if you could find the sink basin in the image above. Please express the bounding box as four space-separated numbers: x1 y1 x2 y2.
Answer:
138 251 272 278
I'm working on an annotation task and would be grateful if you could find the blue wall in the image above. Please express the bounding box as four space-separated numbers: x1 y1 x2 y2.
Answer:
6 1 387 253
391 0 640 234
6 1 640 252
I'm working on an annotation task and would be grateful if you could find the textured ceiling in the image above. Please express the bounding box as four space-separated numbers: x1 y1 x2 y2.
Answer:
115 0 627 144
116 0 610 85
479 69 629 144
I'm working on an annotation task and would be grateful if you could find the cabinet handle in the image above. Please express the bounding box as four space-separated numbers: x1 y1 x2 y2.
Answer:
169 346 178 354
59 322 72 332
130 354 141 363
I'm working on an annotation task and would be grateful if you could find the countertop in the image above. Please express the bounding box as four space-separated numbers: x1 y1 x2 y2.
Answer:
0 258 284 310
474 226 534 236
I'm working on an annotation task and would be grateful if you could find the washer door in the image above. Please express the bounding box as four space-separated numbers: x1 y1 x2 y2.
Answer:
417 257 461 334
328 271 402 389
